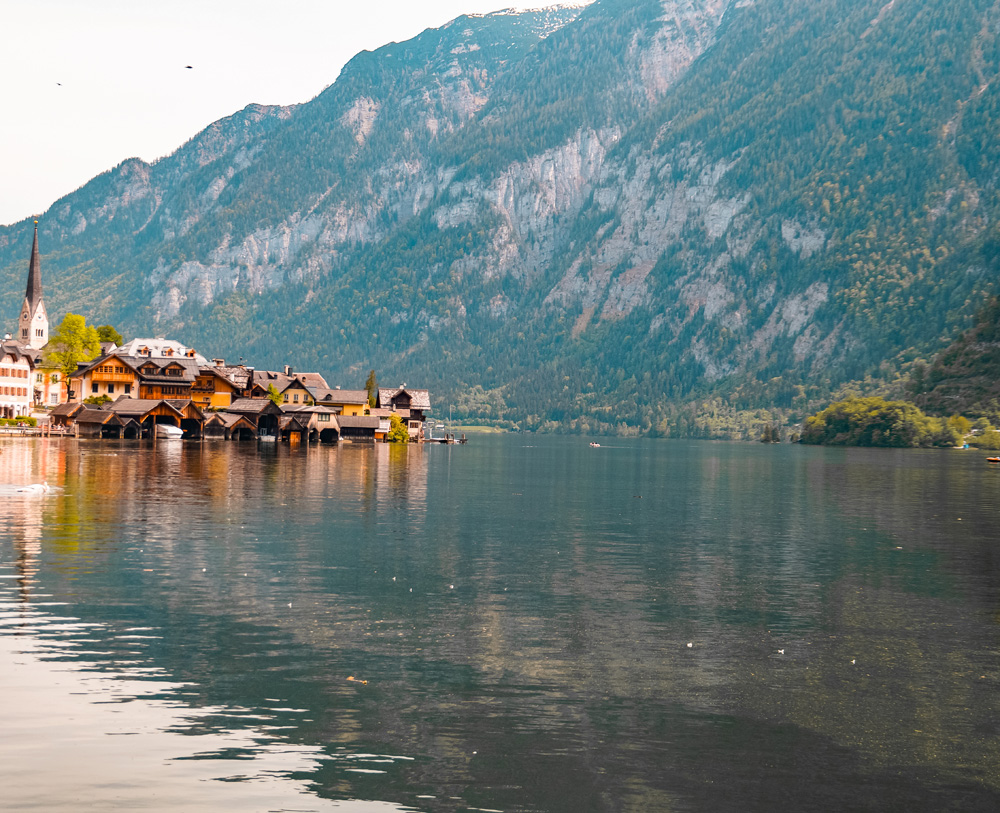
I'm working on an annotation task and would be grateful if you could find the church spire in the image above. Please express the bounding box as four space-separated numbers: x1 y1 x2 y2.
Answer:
19 220 48 350
25 221 43 310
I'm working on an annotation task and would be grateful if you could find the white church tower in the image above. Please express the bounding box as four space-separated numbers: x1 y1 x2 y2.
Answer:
18 221 48 351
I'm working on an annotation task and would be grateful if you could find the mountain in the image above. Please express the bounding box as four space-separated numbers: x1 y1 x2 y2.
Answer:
2 0 1000 433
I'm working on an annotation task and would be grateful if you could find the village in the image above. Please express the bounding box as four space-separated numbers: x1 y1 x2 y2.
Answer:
1 224 445 445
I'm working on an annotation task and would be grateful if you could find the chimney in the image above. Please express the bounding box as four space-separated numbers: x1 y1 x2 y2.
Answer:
284 365 293 376
212 358 225 367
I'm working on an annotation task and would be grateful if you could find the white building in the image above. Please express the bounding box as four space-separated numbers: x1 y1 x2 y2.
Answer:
0 343 34 418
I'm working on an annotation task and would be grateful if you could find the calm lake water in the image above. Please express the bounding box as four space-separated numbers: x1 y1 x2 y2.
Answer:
1 435 999 812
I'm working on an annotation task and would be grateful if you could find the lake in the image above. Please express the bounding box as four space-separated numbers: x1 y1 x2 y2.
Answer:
1 435 999 812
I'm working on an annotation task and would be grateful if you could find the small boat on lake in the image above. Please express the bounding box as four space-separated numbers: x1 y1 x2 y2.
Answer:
155 424 184 439
987 457 1000 464
590 442 601 447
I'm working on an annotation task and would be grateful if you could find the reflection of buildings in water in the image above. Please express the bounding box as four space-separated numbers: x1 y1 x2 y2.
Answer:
374 443 428 516
0 439 67 602
10 496 43 603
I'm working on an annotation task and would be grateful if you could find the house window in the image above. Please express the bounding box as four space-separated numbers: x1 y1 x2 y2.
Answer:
318 413 330 422
293 394 299 403
107 384 114 394
283 394 288 402
92 383 99 394
36 329 43 337
35 373 42 383
124 384 131 394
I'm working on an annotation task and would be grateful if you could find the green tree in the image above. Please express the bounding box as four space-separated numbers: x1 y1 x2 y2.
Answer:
44 313 101 381
365 369 378 407
388 413 409 443
266 383 283 406
95 325 125 345
948 415 972 436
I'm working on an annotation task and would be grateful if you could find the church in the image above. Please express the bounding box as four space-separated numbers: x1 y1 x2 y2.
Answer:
2 223 64 416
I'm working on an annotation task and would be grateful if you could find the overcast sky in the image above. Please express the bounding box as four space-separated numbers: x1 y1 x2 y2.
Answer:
0 1 587 226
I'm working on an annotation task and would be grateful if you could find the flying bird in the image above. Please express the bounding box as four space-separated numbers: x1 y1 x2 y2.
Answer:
185 65 193 69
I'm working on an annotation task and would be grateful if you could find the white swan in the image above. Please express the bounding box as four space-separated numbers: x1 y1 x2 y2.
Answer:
16 481 49 493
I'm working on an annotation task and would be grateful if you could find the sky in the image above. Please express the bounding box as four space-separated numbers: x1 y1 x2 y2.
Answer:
0 1 586 226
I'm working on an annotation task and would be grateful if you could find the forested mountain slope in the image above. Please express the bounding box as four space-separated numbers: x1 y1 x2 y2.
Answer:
2 0 999 432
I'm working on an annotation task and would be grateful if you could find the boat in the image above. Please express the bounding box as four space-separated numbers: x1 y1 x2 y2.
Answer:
590 442 601 448
987 457 1000 464
155 424 184 439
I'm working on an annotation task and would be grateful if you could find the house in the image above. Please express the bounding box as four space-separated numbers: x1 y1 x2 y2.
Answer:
191 363 247 410
104 398 187 438
310 387 370 416
336 414 380 442
135 357 199 400
75 408 132 439
251 367 329 403
278 414 308 444
48 401 85 428
0 341 34 418
225 398 283 440
70 353 141 402
204 412 258 441
376 386 432 440
31 366 67 407
281 403 341 443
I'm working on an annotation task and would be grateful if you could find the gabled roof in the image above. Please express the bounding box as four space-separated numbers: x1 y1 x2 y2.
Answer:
71 352 141 379
278 415 308 431
116 338 208 365
50 402 85 418
377 387 431 410
105 398 184 418
0 341 35 366
208 365 252 390
205 412 256 430
197 366 241 390
134 357 200 382
76 408 125 426
227 398 283 415
312 387 369 405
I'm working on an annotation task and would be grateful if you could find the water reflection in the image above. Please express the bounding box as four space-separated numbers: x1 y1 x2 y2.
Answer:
0 436 999 811
0 585 411 812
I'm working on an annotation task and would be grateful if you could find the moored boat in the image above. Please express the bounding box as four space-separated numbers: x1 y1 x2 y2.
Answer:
155 424 184 439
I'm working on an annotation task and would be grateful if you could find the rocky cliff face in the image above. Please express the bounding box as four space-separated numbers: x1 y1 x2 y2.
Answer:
2 0 999 430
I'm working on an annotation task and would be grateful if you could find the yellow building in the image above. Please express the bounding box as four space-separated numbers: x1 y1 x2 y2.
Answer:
70 354 140 401
311 388 370 416
192 367 242 410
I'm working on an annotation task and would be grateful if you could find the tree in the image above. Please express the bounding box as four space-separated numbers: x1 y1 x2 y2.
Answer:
44 313 101 382
266 383 283 406
365 369 378 407
388 413 410 443
95 325 125 346
948 415 972 436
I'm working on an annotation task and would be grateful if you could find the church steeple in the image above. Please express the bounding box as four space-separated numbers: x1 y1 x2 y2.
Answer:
25 221 43 310
19 221 48 350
